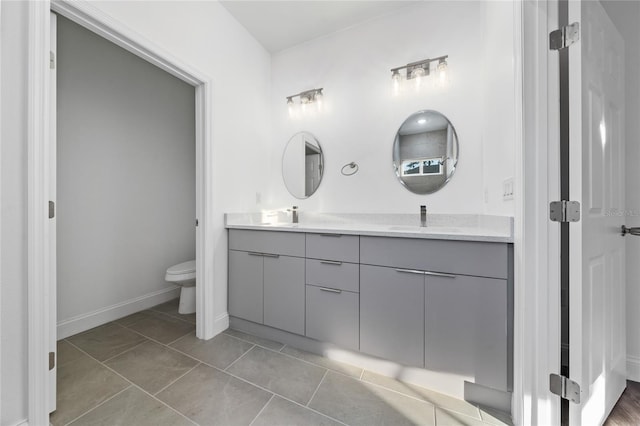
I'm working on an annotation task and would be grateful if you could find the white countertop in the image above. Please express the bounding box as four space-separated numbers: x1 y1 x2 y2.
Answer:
225 212 514 243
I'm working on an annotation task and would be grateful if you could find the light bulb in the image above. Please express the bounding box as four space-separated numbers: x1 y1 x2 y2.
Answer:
287 97 296 118
391 70 402 96
437 60 448 87
413 67 426 90
315 90 323 111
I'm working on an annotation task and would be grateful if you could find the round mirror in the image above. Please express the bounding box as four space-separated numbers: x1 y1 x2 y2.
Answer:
392 110 459 194
282 131 324 199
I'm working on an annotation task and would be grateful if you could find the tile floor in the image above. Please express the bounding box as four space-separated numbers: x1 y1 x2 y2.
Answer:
51 299 511 426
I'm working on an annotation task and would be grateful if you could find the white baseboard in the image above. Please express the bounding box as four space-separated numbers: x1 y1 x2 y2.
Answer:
57 287 180 339
628 355 640 382
211 312 229 337
9 419 28 426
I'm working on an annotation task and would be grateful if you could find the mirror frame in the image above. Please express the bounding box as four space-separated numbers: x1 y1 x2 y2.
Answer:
392 110 459 195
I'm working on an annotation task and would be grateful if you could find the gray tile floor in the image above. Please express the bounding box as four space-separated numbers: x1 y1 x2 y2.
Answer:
51 299 511 426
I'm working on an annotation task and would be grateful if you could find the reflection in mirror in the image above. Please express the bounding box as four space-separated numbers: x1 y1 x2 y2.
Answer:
392 110 458 194
282 131 324 199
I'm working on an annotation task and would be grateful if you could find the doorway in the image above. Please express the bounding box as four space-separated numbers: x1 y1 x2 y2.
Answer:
27 2 214 423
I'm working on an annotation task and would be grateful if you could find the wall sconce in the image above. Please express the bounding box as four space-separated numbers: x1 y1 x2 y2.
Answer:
390 55 448 95
286 88 324 117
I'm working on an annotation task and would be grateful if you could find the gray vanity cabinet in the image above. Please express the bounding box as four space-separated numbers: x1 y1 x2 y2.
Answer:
228 230 305 333
360 265 425 367
228 250 263 324
425 274 508 391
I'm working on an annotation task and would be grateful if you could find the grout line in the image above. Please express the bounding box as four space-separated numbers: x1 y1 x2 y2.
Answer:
247 394 275 426
223 344 256 371
359 369 365 380
212 364 348 426
305 369 328 407
154 362 201 396
101 340 149 364
279 344 287 353
62 385 133 426
166 329 197 346
64 339 198 426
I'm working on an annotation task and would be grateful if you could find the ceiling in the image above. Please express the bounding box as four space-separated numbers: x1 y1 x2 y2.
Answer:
219 1 421 53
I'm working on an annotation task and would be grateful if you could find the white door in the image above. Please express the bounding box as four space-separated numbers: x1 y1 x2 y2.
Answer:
49 11 58 413
568 1 626 424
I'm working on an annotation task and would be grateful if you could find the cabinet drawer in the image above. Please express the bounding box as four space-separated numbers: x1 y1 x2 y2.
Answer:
306 259 359 292
360 236 509 279
229 229 305 257
306 233 359 263
306 285 359 351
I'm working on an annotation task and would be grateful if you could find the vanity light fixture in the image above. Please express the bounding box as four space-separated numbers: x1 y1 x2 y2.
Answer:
286 88 324 117
390 55 448 93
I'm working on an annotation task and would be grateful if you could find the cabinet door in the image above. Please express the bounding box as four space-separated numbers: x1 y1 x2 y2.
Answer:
360 265 424 367
228 250 263 324
306 285 359 350
263 255 305 335
425 274 508 391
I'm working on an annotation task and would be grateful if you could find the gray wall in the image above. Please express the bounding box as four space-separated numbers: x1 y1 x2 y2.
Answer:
1 2 29 423
56 16 195 322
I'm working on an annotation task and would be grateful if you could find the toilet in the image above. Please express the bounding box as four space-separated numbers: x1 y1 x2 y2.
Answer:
165 260 196 314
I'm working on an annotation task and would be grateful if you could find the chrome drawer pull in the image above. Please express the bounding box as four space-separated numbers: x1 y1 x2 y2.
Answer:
320 260 343 266
262 253 280 258
319 233 341 237
319 287 342 294
395 268 425 275
424 271 456 278
248 252 264 257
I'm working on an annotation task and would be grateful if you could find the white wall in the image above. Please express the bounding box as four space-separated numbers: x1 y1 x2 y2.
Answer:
267 1 516 216
0 1 271 424
56 16 195 325
1 3 29 424
601 0 640 382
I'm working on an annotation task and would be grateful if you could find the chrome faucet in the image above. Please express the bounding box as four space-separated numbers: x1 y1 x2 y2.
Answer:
291 206 299 224
420 205 427 227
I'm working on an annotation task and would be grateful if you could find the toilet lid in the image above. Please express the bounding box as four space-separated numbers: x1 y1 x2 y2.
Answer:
166 260 196 275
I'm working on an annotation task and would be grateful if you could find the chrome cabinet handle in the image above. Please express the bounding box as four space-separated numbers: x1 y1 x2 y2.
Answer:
319 234 341 237
320 260 343 265
424 271 456 279
395 268 425 275
248 252 280 258
622 225 640 236
319 287 342 294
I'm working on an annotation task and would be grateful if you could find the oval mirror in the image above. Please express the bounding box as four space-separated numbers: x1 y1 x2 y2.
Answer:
282 131 324 199
392 110 459 194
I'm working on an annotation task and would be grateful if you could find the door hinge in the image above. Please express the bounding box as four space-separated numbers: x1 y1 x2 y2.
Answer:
195 219 199 227
550 22 580 50
550 373 581 403
49 201 55 219
50 51 55 69
550 200 580 223
49 352 55 370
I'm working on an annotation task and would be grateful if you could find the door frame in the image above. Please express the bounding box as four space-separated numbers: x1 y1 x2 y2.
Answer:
27 1 215 423
517 0 563 425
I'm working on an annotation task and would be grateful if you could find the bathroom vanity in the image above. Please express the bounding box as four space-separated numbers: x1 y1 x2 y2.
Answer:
226 213 514 413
